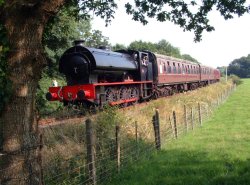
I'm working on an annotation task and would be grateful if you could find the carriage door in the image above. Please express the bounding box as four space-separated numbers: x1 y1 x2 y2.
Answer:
140 52 152 81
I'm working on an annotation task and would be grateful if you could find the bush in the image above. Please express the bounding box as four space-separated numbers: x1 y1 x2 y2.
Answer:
229 74 243 85
36 71 66 117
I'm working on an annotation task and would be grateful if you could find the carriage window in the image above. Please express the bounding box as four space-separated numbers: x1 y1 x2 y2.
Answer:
182 64 185 74
188 65 190 74
177 63 181 74
163 63 167 72
167 61 172 73
173 62 177 74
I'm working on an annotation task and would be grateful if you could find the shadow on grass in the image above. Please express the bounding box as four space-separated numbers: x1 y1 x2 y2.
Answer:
107 149 250 185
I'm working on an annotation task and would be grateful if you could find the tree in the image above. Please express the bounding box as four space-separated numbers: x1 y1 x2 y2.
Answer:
182 54 199 63
112 43 127 51
0 1 116 184
228 54 250 78
37 9 110 116
125 0 249 42
129 39 182 57
128 39 197 61
0 0 249 184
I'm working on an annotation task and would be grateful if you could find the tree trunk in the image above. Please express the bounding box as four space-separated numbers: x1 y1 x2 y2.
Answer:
0 1 64 184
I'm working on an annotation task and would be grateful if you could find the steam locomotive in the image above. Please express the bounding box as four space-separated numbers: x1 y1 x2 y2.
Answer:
46 40 220 108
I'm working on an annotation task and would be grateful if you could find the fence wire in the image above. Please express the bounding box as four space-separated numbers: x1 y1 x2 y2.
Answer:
0 84 236 185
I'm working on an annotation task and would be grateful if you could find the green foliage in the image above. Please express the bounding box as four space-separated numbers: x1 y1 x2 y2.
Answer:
129 39 182 58
96 105 120 139
80 0 118 26
229 74 242 85
43 8 89 77
108 79 250 185
112 43 127 51
128 39 198 61
43 6 111 77
36 72 66 116
155 39 182 58
182 54 199 63
38 8 110 116
125 0 249 42
217 66 226 77
85 30 110 47
228 54 250 78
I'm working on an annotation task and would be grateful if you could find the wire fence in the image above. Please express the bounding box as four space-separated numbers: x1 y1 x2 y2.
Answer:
0 83 236 185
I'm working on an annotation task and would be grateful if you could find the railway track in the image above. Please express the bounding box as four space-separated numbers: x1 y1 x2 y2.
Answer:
38 95 173 128
38 116 86 128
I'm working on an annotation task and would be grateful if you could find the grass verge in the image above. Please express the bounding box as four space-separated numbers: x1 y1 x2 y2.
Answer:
107 79 250 185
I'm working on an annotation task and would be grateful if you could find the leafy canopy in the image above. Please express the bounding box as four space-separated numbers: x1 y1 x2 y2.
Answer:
128 39 198 63
125 0 250 41
49 0 250 42
228 54 250 78
37 7 110 116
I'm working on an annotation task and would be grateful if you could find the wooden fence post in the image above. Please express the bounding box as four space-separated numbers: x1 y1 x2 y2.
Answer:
198 103 202 127
38 133 44 185
217 95 220 106
191 108 194 130
116 125 121 173
206 104 209 119
152 109 161 150
184 105 188 132
135 121 139 158
86 119 96 185
173 111 178 139
169 116 175 138
135 121 138 143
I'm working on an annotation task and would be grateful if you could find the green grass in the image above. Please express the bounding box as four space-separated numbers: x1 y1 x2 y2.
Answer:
107 79 250 185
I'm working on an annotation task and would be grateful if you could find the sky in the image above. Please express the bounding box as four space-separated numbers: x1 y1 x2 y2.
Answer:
92 1 250 68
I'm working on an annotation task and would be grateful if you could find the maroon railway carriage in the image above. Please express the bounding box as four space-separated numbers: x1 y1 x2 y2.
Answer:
152 54 220 97
46 41 220 108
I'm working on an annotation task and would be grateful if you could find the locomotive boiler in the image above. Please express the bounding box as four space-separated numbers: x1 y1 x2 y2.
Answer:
46 40 220 108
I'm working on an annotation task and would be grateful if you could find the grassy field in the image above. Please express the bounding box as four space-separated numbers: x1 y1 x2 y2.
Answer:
107 79 250 185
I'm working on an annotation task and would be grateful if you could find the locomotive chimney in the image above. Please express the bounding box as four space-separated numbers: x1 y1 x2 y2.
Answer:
73 40 85 46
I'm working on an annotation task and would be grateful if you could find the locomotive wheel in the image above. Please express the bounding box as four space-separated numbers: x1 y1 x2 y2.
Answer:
130 87 139 105
190 83 197 90
171 85 178 94
163 87 171 96
152 91 159 99
105 87 116 103
119 86 128 107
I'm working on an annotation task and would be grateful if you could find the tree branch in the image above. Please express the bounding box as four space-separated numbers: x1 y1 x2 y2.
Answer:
39 0 65 17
